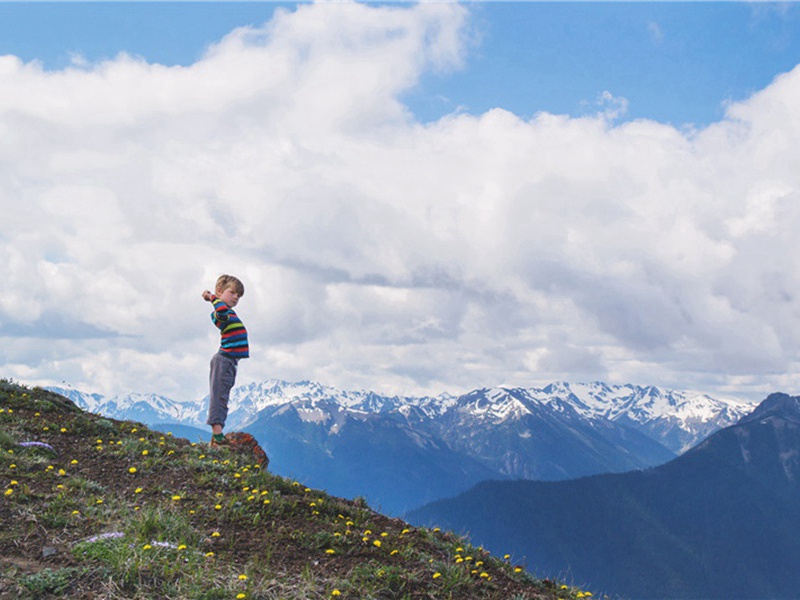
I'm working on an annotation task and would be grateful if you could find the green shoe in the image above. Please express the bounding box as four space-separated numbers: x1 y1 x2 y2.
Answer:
210 433 228 447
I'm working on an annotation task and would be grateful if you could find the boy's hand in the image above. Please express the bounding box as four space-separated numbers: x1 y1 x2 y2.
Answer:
202 290 214 302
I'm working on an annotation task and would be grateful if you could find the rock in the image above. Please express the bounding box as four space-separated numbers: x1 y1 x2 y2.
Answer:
223 432 269 469
42 546 57 558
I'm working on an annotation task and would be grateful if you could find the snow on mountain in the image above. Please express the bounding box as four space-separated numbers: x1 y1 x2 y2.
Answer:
474 381 754 453
48 379 755 455
220 379 455 430
46 387 199 426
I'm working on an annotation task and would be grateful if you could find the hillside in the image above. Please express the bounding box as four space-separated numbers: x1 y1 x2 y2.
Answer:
0 380 589 600
408 392 800 600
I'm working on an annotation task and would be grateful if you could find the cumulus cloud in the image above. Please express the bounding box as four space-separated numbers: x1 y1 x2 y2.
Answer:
2 2 800 402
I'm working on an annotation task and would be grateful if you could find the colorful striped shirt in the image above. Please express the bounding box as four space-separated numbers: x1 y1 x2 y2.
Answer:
210 296 249 359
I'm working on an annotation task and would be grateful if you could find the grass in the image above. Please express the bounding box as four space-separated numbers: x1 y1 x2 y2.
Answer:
0 379 598 599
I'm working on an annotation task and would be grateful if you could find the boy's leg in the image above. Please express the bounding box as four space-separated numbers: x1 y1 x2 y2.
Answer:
207 353 238 433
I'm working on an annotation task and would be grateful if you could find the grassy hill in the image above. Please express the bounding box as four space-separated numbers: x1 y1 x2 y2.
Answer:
0 380 590 600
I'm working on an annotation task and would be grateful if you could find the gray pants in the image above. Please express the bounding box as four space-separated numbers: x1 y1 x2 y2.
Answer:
207 352 238 427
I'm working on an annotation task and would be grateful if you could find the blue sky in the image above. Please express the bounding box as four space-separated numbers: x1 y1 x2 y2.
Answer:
4 1 800 402
2 2 800 126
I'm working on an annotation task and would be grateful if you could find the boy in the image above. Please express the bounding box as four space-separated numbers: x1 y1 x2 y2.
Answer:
202 274 249 446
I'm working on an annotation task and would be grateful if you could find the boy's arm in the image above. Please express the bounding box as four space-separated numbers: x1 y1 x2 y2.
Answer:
202 290 231 322
208 294 232 322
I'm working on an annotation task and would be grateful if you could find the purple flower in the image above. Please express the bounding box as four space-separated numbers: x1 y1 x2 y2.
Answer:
18 441 56 453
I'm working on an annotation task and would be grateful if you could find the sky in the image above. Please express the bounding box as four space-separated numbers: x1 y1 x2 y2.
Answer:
3 1 800 404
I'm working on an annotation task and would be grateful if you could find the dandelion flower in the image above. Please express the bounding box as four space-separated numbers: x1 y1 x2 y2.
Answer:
135 487 143 494
171 495 181 501
211 531 221 537
373 540 381 548
238 574 248 581
214 504 222 510
72 510 80 515
514 567 522 573
141 450 149 456
56 484 64 490
71 459 78 465
10 480 18 486
60 428 67 433
326 549 335 555
432 572 441 579
480 572 489 579
96 499 103 505
128 467 137 474
236 595 246 600
143 544 152 550
3 489 12 496
9 464 16 470
331 591 341 597
205 551 214 557
177 544 187 550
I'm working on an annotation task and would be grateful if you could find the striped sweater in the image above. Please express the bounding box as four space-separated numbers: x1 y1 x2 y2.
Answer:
210 296 249 359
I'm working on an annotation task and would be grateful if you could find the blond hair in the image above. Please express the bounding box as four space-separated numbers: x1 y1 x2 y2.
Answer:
215 274 245 297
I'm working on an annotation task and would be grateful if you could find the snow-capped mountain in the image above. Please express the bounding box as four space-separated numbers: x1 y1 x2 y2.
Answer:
47 379 756 515
216 379 455 430
47 387 198 426
527 381 754 453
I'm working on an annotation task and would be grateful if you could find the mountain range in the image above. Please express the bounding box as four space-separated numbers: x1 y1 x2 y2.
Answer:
48 380 754 516
408 392 800 600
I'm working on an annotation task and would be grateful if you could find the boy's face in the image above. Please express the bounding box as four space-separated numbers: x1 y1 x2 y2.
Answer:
218 285 241 307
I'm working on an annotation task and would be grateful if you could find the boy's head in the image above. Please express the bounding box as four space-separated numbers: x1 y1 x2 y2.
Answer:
215 274 245 300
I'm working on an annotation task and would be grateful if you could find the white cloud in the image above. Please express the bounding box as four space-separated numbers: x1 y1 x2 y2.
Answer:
2 2 800 404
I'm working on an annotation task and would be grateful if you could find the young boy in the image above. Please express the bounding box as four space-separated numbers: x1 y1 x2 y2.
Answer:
202 274 249 446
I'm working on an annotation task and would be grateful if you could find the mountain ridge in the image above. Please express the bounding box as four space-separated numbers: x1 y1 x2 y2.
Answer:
408 390 800 599
47 379 755 515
